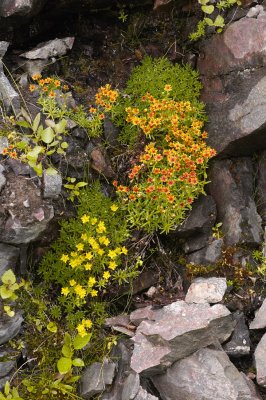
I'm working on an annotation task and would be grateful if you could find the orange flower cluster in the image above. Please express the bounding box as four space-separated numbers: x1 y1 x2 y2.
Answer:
29 75 69 98
116 90 216 233
94 84 119 112
1 145 18 159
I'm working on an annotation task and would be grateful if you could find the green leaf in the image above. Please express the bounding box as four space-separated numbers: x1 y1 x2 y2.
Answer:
213 15 225 27
32 113 41 133
47 322 58 333
61 142 68 149
4 306 15 317
20 108 32 124
73 334 91 350
56 148 65 155
55 119 67 134
62 344 73 358
45 167 58 176
204 17 214 26
76 182 88 188
199 0 209 4
32 162 43 177
45 119 56 128
26 146 43 160
2 269 16 285
57 357 72 374
72 358 85 367
41 127 55 144
16 120 31 129
64 332 72 347
4 381 10 396
202 5 214 13
0 286 13 299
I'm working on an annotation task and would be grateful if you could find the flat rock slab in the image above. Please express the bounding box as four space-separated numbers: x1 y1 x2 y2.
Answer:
250 298 266 329
152 347 262 400
0 313 23 345
130 301 234 375
254 332 266 387
20 37 75 59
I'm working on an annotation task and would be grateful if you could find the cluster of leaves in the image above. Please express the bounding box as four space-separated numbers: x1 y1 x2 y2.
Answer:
114 86 216 233
190 0 242 41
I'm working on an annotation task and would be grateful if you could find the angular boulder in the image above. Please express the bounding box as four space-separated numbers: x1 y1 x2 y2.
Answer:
250 298 266 330
0 313 23 345
20 37 75 60
152 347 262 400
254 333 266 387
130 301 235 375
80 359 116 399
208 158 262 246
185 277 227 304
198 11 266 156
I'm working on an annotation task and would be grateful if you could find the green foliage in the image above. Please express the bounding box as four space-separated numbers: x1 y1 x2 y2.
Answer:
0 382 23 400
111 57 205 146
190 0 241 41
0 270 24 317
63 178 88 202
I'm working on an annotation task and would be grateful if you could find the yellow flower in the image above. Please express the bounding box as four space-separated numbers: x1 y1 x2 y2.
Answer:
84 263 92 271
77 324 87 337
85 252 93 260
103 271 111 280
120 246 128 255
164 84 172 92
103 238 110 246
88 277 96 287
69 279 76 286
83 319 92 328
91 217 98 225
76 243 84 251
110 204 118 212
81 233 88 241
97 248 104 256
81 214 90 224
69 258 80 268
108 250 117 259
60 254 69 263
32 73 41 81
70 251 78 258
96 221 106 233
91 289 98 297
74 284 86 298
108 261 117 270
61 287 70 296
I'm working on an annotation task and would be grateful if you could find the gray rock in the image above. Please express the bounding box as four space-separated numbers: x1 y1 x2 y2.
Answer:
80 359 116 399
254 333 266 387
0 171 6 192
250 298 266 329
0 0 45 17
102 339 132 400
152 347 262 400
134 387 158 400
256 150 266 224
6 159 32 176
246 5 265 18
185 277 227 304
0 66 20 113
223 311 250 357
0 42 9 59
176 195 217 238
0 313 23 345
0 347 19 378
198 15 266 156
121 373 140 400
130 301 235 376
187 238 223 266
0 243 20 277
104 118 119 147
209 158 262 246
183 232 211 254
20 37 75 60
43 171 62 199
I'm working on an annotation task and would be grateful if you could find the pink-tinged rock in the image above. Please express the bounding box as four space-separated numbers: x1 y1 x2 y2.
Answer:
130 301 234 376
254 333 266 387
185 277 227 304
0 0 45 17
152 347 262 400
250 299 266 329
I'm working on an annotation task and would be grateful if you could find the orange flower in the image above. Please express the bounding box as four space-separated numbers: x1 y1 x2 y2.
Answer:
2 148 8 155
48 91 56 98
63 84 69 91
42 87 48 92
99 114 105 120
164 84 172 92
89 107 96 114
54 80 61 87
29 84 36 92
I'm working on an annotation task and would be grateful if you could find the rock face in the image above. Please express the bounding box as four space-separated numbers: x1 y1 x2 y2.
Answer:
223 312 250 357
198 9 266 156
208 158 262 246
254 333 266 387
250 298 266 330
80 359 116 399
130 301 234 375
187 238 223 265
152 347 262 400
0 313 23 345
185 277 227 304
0 0 45 17
0 41 20 112
0 243 20 277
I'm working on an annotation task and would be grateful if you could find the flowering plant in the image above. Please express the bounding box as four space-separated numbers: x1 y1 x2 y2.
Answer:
115 86 216 233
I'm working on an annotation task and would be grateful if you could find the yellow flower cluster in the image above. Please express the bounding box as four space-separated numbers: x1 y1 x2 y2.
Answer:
60 207 128 304
77 319 93 337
